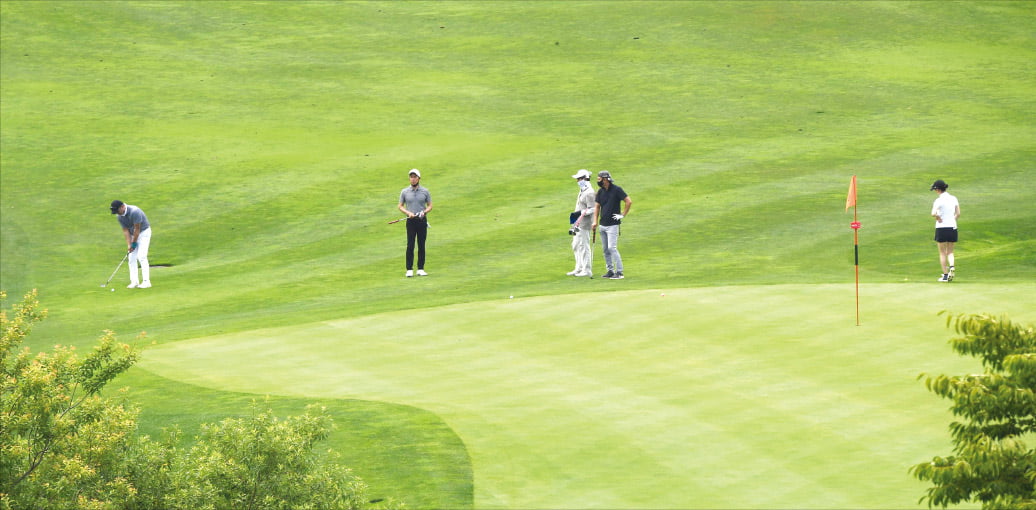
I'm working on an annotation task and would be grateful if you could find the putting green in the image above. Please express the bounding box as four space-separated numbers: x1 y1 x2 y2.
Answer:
139 283 1032 508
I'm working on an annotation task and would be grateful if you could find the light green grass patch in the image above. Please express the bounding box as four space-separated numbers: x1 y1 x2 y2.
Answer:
139 283 1034 508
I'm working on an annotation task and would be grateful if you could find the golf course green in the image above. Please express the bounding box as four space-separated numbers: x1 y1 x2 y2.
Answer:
2 1 1033 508
139 284 1033 508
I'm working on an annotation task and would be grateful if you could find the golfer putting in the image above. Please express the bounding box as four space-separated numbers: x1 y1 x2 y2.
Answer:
109 200 153 289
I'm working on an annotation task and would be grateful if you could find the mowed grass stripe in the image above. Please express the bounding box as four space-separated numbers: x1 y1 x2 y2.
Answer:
139 283 1033 508
2 2 1033 508
4 1 1033 345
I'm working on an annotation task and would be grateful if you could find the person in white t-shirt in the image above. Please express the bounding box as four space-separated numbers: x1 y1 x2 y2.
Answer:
930 179 960 282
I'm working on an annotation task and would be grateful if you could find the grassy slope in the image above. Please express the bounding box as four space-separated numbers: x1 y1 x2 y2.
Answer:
139 284 1036 509
123 372 471 508
1 1 1034 508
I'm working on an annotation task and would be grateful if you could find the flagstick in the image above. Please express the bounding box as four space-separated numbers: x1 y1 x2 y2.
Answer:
846 174 860 326
853 205 860 326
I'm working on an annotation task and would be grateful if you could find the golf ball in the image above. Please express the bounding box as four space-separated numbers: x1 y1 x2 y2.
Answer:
111 289 115 292
509 296 514 299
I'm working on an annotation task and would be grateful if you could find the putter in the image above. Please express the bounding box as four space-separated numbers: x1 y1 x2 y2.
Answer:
101 253 129 288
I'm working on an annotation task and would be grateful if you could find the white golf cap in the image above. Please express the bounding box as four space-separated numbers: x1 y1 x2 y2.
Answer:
409 169 421 178
572 169 591 179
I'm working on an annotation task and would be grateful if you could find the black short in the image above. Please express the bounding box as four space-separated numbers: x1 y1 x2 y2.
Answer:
934 227 958 243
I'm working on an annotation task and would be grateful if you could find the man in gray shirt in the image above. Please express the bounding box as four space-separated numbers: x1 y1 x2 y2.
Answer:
110 199 152 288
398 169 433 277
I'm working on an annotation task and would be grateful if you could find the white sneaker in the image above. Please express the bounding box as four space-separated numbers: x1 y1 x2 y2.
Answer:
947 266 955 281
574 271 592 277
938 274 949 282
416 270 428 276
566 270 579 276
406 270 414 277
127 282 138 289
138 281 152 289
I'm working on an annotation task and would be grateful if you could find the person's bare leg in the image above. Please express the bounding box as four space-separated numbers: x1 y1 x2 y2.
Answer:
938 243 949 274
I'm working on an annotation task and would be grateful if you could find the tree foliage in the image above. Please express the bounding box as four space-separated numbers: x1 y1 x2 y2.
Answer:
1 290 400 510
912 312 1036 509
125 403 376 510
1 290 139 509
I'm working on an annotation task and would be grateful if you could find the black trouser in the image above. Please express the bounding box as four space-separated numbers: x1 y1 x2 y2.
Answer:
405 217 428 270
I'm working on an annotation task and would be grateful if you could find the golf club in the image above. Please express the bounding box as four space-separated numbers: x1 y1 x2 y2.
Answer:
390 213 430 228
101 253 129 288
589 227 595 279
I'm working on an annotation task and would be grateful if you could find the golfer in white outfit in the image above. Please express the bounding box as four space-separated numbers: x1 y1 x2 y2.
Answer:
929 179 960 282
110 200 152 288
568 169 596 277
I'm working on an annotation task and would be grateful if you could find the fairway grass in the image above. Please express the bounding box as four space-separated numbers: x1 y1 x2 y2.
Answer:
3 1 1034 508
139 283 1034 509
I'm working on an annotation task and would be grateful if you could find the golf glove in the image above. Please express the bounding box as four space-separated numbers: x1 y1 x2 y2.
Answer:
130 242 138 250
612 214 624 221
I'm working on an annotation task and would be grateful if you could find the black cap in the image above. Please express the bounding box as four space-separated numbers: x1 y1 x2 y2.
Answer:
597 170 613 182
930 179 947 191
110 200 124 214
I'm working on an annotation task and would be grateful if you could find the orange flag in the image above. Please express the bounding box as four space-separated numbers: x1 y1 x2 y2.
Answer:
845 175 857 211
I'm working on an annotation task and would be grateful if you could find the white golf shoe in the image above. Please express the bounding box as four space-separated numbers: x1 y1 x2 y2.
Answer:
127 282 138 289
416 270 428 276
138 281 152 289
406 270 414 278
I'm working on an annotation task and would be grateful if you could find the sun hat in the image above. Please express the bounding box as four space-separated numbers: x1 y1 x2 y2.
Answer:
109 200 124 214
930 179 947 191
409 169 421 178
572 169 591 179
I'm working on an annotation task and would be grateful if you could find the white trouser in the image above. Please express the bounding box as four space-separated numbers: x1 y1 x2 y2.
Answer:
598 224 623 273
129 228 152 285
571 227 591 273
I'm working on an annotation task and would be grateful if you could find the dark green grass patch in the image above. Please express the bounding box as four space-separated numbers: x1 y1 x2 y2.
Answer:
117 368 473 509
